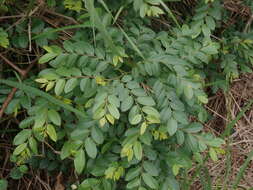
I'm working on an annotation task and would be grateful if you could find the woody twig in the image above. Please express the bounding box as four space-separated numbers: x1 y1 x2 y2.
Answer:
0 56 37 118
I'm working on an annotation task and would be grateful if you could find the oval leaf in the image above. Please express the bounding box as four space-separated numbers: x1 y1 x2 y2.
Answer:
142 173 158 189
48 109 61 126
130 114 142 125
107 103 120 119
46 124 57 142
137 97 156 106
74 149 86 174
121 96 134 112
167 118 178 136
133 141 143 160
85 137 97 159
64 78 78 93
55 79 66 95
13 129 31 145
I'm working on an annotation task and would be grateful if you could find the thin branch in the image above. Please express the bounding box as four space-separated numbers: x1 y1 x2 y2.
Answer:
0 15 25 20
43 141 61 155
0 53 26 77
229 92 251 125
205 105 228 122
0 88 18 118
0 60 36 118
28 18 32 52
230 140 253 146
44 9 79 24
244 14 253 33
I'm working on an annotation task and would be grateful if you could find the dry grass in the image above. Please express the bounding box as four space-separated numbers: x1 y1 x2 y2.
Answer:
192 74 253 190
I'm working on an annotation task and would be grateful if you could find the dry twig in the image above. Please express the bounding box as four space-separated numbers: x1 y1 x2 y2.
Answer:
0 57 37 118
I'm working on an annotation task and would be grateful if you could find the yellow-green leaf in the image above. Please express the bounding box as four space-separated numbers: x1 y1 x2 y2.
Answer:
46 124 57 142
140 122 147 135
209 147 218 161
107 103 120 119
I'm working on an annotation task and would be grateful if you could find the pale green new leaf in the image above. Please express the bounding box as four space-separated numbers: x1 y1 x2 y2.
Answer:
143 161 159 177
13 143 27 155
125 167 141 181
0 28 9 48
209 148 218 161
39 53 58 64
46 124 57 142
13 129 32 145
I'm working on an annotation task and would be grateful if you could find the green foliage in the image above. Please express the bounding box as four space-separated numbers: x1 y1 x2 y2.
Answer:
0 28 9 48
1 0 252 189
0 179 7 190
64 0 83 12
9 165 28 180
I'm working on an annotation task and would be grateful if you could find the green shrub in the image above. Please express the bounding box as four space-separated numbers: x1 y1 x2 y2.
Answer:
1 0 253 189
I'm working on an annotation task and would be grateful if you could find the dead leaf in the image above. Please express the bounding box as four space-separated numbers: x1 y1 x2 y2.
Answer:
54 172 65 190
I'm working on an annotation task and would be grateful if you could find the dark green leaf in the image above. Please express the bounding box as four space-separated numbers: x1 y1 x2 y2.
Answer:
126 178 141 189
143 161 159 176
126 167 141 181
0 179 8 190
184 122 203 133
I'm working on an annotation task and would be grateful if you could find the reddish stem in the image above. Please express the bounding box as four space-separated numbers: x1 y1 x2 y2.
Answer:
0 88 17 118
0 58 36 118
0 53 26 77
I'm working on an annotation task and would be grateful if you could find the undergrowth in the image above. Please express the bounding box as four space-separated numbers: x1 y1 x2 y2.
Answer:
0 0 253 189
